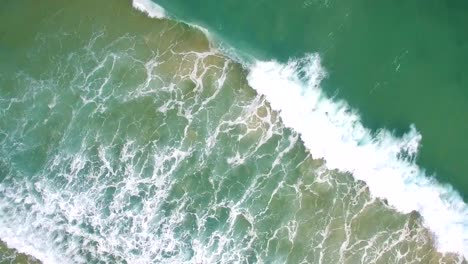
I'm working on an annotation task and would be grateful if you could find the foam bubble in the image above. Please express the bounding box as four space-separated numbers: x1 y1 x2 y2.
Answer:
132 0 166 19
246 54 468 257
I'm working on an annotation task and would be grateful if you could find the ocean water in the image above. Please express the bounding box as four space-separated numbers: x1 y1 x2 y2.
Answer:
0 0 466 263
154 0 468 198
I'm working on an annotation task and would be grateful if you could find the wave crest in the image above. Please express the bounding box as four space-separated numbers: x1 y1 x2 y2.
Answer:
132 0 166 19
247 54 468 257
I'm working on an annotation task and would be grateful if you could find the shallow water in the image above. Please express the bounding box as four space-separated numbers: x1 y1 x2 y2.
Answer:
0 0 466 263
155 0 468 198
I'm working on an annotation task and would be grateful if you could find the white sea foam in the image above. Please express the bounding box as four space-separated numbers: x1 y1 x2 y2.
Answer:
2 1 467 261
0 232 59 264
246 54 468 257
132 0 166 19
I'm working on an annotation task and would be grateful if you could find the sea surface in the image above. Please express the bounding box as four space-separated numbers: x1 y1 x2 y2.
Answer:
0 0 467 263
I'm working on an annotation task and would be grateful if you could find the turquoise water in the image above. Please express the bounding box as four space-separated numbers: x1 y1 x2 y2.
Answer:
0 0 467 263
155 0 468 197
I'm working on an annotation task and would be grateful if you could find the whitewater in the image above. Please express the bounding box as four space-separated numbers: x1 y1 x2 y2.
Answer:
247 55 468 256
0 0 466 262
132 0 468 257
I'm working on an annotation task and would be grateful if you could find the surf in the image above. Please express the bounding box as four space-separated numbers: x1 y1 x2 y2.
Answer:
0 0 466 262
246 54 468 256
132 0 468 258
132 0 166 19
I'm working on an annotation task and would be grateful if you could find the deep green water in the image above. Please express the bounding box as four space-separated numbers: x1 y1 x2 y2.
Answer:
0 0 467 263
155 0 468 198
